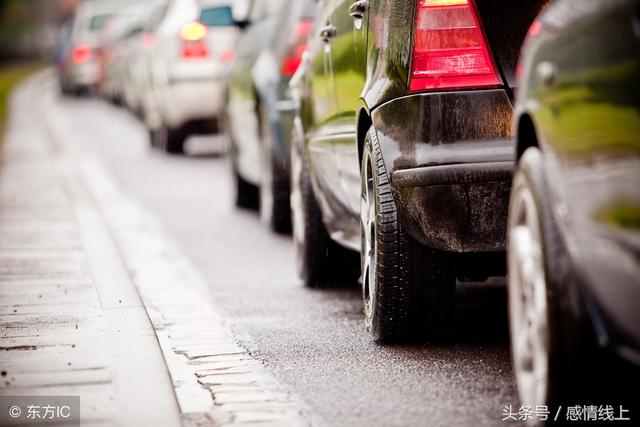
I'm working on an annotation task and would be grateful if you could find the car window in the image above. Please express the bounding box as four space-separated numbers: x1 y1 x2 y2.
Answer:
200 6 234 27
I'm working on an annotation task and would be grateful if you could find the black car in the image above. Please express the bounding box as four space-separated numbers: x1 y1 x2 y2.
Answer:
290 0 548 342
508 0 640 410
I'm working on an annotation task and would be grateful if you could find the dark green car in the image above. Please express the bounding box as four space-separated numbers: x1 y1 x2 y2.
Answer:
509 0 640 411
290 0 546 342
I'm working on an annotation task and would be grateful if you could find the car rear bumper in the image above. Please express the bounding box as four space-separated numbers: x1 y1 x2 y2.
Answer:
162 78 225 129
70 61 100 87
392 160 513 252
371 89 515 252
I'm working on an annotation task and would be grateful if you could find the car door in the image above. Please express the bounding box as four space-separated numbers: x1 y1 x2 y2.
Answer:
533 0 640 347
305 0 347 229
531 0 640 237
328 0 370 246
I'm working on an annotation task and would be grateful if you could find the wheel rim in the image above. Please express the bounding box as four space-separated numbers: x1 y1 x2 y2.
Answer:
290 127 305 276
260 109 274 226
361 149 376 329
508 181 549 407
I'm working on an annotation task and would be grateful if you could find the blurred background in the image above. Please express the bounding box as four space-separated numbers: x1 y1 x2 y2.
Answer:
0 0 79 61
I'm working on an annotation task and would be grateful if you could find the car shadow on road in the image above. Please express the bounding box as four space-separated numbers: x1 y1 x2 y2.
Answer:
453 278 509 345
324 277 510 347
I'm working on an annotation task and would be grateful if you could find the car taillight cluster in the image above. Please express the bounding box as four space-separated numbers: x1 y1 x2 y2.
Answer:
180 22 209 59
410 0 500 92
72 44 92 65
281 19 314 78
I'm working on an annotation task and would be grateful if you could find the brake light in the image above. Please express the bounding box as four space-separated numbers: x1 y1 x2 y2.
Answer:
180 22 209 59
71 44 92 64
220 48 236 63
143 33 155 49
181 22 207 41
409 0 500 92
280 19 313 78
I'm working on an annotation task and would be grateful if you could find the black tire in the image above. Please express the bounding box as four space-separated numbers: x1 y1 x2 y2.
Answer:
508 147 595 413
149 128 162 148
261 155 292 234
362 129 455 343
291 132 358 288
258 106 291 234
164 128 185 155
150 126 184 154
233 162 259 210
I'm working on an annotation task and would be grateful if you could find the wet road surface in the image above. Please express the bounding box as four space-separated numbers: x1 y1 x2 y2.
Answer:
52 80 518 427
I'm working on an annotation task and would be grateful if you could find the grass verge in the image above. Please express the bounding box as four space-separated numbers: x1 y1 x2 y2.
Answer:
0 62 46 143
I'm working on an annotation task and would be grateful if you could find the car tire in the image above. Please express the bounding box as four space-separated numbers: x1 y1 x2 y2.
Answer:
290 123 358 288
150 126 184 153
233 161 259 210
259 106 291 234
361 129 455 343
163 128 185 155
508 147 594 410
149 127 163 148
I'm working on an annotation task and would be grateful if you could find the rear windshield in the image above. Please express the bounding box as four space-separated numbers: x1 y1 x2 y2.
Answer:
200 6 234 27
89 14 112 32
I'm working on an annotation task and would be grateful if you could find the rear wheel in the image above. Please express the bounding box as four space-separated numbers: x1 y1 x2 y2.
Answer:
361 129 455 343
150 126 185 154
290 122 358 288
259 106 291 234
163 127 185 154
233 162 259 210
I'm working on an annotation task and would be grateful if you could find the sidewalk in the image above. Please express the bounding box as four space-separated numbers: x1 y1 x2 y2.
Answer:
1 72 314 427
0 75 182 426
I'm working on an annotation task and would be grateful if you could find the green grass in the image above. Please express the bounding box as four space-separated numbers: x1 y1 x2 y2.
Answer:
597 203 640 231
0 62 45 141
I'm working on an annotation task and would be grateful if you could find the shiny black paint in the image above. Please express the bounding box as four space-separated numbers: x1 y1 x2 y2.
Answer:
372 90 514 251
514 0 640 363
297 0 545 252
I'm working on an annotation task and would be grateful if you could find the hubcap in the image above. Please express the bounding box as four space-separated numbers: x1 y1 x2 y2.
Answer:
361 150 376 329
508 182 549 407
260 110 274 226
290 125 305 276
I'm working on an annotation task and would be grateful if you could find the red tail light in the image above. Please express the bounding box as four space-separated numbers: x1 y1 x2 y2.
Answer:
280 19 313 78
143 33 155 49
71 44 92 65
220 49 236 63
409 0 500 92
180 22 209 59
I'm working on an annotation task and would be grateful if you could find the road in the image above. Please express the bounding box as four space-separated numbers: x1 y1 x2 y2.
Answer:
51 77 518 426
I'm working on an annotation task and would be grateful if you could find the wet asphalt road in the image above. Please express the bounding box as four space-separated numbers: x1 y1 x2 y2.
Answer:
53 85 518 426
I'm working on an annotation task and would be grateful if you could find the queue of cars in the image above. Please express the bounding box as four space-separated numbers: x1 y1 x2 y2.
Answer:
55 0 639 415
56 0 245 153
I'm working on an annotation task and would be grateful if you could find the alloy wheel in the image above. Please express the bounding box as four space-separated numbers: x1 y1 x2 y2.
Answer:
361 149 377 330
508 180 550 407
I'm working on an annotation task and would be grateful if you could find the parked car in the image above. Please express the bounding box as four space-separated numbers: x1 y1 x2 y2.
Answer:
121 0 170 116
95 3 151 104
57 0 126 95
226 0 316 233
290 0 546 342
142 0 241 154
508 0 640 410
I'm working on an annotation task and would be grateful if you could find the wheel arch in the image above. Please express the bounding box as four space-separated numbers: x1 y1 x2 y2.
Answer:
515 113 540 162
356 106 373 164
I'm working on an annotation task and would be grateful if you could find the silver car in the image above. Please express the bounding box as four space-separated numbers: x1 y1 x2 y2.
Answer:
58 0 127 94
142 0 241 154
